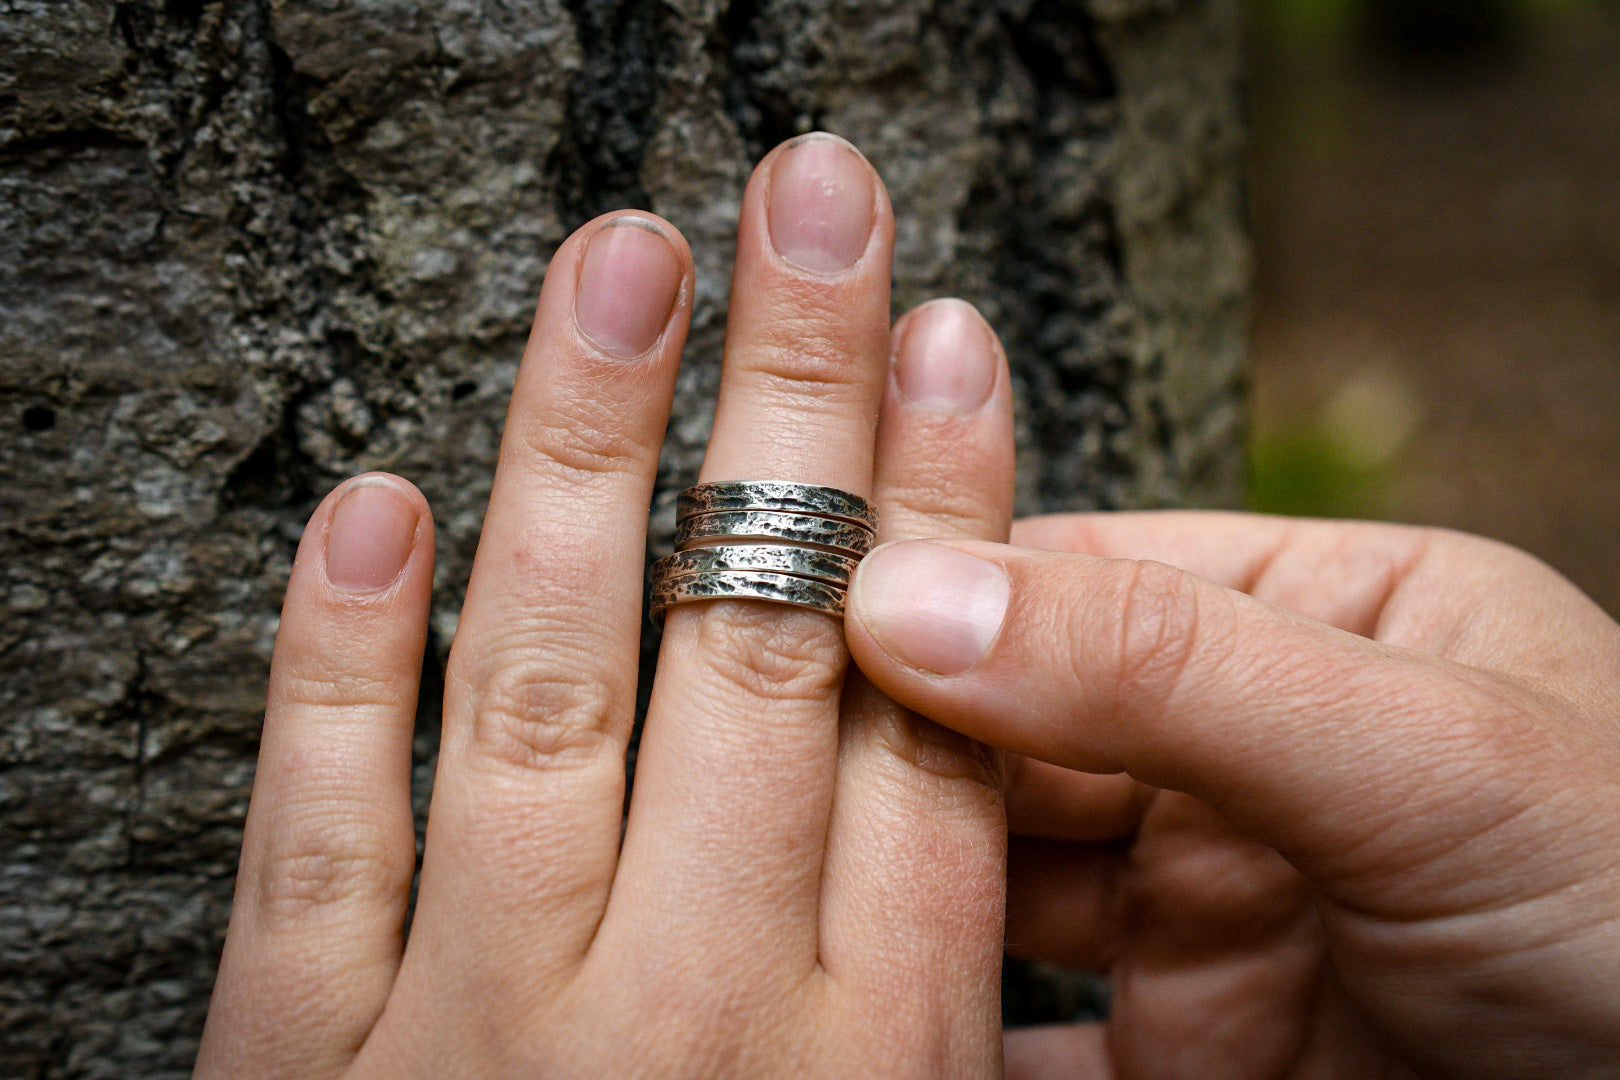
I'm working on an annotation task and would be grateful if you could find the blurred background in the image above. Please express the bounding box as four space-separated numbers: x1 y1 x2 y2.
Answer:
1245 0 1620 615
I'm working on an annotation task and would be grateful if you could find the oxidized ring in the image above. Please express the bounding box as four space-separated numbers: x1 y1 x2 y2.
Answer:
651 482 877 624
654 543 861 585
650 570 849 626
674 509 875 557
677 480 877 530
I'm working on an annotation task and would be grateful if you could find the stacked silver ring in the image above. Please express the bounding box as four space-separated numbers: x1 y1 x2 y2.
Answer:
650 481 877 625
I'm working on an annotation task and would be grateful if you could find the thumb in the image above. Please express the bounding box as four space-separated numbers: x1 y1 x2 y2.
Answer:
844 539 1563 897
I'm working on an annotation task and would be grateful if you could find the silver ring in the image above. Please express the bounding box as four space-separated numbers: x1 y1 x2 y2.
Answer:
675 510 875 557
653 544 860 587
650 570 848 626
678 481 877 531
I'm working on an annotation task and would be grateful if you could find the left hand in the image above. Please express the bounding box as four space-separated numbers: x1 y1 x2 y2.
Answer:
195 133 1017 1077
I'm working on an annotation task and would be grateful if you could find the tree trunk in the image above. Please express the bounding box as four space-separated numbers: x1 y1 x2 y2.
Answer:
0 1 1246 1075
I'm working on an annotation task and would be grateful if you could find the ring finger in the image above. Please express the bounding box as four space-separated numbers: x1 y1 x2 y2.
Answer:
600 133 892 981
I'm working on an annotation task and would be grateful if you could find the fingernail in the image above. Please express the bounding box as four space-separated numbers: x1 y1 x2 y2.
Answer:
852 542 1009 675
326 478 419 593
894 300 996 415
574 217 684 359
767 133 876 275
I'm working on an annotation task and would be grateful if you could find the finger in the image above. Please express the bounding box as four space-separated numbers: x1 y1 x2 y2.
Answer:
1014 511 1440 641
844 539 1615 917
817 300 1012 1034
604 133 892 976
1011 512 1620 688
1005 511 1620 855
1004 1023 1113 1080
196 474 433 1080
1004 839 1125 971
1006 756 1153 844
398 213 692 1015
1006 795 1308 972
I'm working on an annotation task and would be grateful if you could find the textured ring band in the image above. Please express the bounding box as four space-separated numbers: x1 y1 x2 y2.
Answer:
653 544 860 587
678 480 878 531
649 569 848 626
675 509 875 556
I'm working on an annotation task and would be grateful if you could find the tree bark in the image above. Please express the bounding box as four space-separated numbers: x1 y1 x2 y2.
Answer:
0 1 1246 1075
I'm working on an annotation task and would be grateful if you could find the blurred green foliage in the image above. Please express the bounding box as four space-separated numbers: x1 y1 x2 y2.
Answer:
1244 0 1608 519
1247 429 1387 518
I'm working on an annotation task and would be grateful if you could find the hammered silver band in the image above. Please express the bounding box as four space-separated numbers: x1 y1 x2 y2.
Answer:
651 481 877 624
650 571 848 625
654 544 861 585
677 481 878 531
675 509 875 557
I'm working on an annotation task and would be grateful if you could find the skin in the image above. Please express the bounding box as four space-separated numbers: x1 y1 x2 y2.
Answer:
844 518 1620 1078
195 134 1016 1078
199 132 1620 1078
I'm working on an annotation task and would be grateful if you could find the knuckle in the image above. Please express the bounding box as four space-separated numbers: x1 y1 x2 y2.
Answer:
740 321 875 398
1083 558 1204 715
693 604 847 705
1130 809 1307 934
885 718 1003 798
852 684 1003 795
1434 525 1545 575
469 648 627 771
747 363 870 418
880 476 1000 540
275 662 404 717
516 413 649 482
874 735 1005 829
253 805 409 923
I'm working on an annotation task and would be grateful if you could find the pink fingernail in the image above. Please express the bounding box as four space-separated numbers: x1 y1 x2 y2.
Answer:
766 133 877 275
851 542 1009 675
574 217 684 359
894 300 996 415
325 478 420 593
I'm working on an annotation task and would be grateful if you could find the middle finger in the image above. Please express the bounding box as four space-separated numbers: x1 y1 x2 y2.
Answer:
602 134 891 977
389 212 693 1039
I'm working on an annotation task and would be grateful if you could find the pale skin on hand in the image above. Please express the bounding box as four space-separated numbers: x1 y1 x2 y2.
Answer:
844 515 1620 1079
195 134 1018 1078
198 131 1620 1079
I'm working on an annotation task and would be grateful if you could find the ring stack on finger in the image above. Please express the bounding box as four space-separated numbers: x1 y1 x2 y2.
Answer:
650 480 877 625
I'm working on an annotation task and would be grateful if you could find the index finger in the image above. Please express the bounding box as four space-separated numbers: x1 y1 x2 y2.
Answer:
1011 510 1620 689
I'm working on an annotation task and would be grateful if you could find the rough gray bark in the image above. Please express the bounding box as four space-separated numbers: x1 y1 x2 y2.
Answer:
0 0 1246 1075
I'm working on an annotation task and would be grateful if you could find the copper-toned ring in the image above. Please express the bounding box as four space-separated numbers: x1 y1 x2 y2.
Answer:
649 569 847 627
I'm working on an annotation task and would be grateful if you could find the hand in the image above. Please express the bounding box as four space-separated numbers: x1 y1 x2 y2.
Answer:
845 513 1620 1078
194 134 1019 1078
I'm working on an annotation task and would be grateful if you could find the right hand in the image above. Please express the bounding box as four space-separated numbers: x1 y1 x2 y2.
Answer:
845 512 1620 1078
